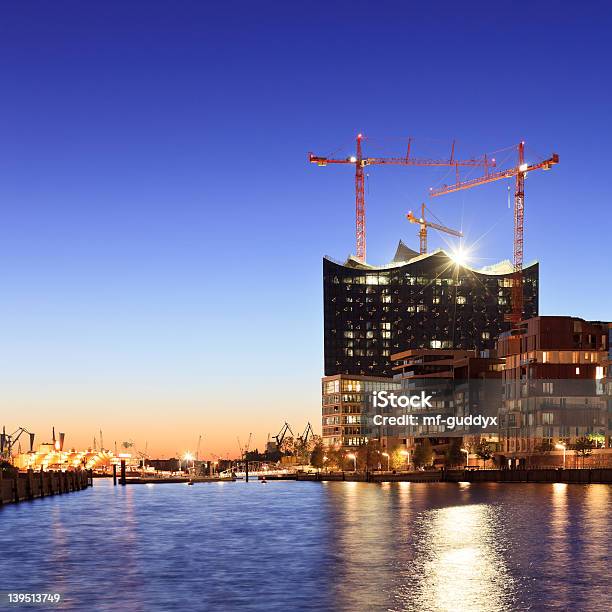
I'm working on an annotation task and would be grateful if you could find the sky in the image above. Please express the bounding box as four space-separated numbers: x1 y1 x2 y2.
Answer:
1 1 611 458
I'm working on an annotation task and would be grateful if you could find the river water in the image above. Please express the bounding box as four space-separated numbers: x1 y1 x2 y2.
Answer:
1 479 610 611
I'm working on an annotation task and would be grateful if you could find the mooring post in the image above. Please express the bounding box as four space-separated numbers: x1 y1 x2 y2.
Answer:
113 463 117 485
120 459 126 485
245 460 249 483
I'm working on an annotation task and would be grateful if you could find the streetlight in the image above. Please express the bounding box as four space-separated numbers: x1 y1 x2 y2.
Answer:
555 442 566 469
183 452 195 473
460 448 469 468
347 452 357 471
400 449 409 471
381 452 390 471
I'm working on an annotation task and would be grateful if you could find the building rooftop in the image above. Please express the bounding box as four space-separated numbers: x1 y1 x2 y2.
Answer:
325 240 537 276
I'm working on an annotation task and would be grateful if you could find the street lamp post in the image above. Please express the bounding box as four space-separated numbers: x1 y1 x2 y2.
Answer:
555 442 566 469
460 448 469 468
400 449 409 471
381 452 390 471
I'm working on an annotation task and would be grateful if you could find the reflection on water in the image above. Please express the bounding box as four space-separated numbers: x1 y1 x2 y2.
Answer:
0 480 610 611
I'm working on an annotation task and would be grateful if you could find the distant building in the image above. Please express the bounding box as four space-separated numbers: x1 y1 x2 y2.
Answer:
497 316 611 461
321 374 401 449
323 242 538 377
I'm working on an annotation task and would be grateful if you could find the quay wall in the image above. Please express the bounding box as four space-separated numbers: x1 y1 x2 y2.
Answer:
0 469 92 505
289 469 612 484
447 467 612 484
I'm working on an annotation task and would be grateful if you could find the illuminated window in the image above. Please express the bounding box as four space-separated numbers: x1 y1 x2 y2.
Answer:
456 296 466 305
575 367 580 375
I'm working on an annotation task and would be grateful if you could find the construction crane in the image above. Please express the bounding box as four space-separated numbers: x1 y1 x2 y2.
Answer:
237 433 253 459
309 134 493 261
430 142 559 323
406 203 463 254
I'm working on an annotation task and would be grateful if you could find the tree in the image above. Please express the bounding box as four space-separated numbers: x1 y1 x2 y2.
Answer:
535 441 554 454
356 439 382 471
310 442 325 469
279 436 295 456
326 448 346 471
475 441 494 467
413 439 434 468
573 436 594 468
445 439 464 467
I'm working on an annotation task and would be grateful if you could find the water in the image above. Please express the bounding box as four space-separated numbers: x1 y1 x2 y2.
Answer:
1 479 610 611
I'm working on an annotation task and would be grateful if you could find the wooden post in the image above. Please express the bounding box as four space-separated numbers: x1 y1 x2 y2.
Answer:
120 459 126 485
245 460 249 483
27 469 34 499
113 463 117 485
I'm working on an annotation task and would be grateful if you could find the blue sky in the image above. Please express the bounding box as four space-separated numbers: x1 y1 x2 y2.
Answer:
1 1 610 455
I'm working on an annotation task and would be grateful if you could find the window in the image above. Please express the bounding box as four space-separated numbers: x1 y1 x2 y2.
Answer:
542 412 554 424
481 331 490 340
543 382 554 394
575 367 580 375
456 296 466 305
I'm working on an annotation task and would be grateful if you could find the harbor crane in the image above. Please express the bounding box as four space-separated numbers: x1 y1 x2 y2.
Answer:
1 426 35 460
272 422 294 450
406 203 463 254
309 134 493 261
430 142 559 323
297 422 314 446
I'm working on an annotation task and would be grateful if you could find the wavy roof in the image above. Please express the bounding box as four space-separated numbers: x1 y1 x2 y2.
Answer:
324 240 537 276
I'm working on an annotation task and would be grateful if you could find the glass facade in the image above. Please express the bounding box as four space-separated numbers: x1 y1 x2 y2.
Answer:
324 249 538 376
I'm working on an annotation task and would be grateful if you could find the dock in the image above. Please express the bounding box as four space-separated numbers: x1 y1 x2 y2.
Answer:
0 469 92 505
123 476 235 484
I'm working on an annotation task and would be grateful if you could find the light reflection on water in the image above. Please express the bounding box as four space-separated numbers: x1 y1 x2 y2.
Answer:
0 479 610 611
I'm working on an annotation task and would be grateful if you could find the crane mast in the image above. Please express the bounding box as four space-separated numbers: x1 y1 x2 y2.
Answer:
406 203 463 254
430 142 559 323
309 134 493 262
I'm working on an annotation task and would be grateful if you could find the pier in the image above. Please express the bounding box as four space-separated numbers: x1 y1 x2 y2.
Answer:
0 469 92 505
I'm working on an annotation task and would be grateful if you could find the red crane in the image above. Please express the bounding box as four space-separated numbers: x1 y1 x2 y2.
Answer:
309 134 493 262
429 142 559 323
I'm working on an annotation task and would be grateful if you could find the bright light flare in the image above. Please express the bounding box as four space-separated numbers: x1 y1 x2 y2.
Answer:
183 452 194 462
450 245 471 267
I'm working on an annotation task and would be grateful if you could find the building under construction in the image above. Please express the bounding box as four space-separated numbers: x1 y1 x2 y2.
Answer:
324 242 538 377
